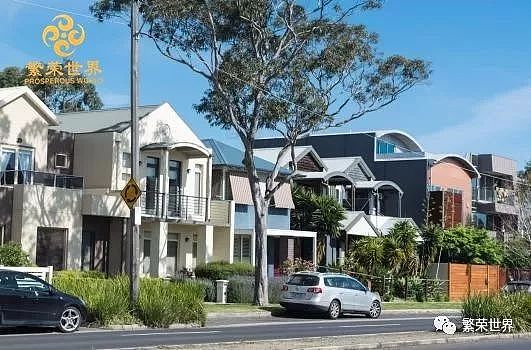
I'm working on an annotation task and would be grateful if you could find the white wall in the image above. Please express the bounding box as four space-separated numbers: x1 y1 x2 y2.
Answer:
73 132 115 189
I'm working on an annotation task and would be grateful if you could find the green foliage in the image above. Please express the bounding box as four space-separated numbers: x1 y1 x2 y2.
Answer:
344 237 384 276
53 276 206 327
503 237 531 269
136 279 206 327
292 187 346 263
384 221 419 276
194 278 216 302
0 243 32 266
0 65 103 113
194 261 254 281
52 276 133 326
419 224 444 272
226 275 288 304
462 293 531 332
441 226 504 265
280 258 315 276
55 270 106 279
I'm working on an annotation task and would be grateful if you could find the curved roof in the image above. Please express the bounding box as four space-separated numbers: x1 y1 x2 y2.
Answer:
375 130 424 152
354 180 404 195
323 171 358 184
431 153 480 178
142 141 211 157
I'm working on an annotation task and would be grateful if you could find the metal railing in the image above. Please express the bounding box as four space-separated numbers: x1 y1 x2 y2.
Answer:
0 170 84 189
141 191 207 221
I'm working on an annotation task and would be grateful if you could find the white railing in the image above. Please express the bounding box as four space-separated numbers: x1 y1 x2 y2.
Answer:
0 265 54 283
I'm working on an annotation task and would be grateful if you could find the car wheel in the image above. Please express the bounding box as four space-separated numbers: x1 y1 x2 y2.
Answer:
327 299 341 319
58 306 82 333
366 300 381 318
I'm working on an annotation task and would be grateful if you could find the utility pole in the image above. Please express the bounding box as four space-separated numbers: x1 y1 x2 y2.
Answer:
129 0 140 305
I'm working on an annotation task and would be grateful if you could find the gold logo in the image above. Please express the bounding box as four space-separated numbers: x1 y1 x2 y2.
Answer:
42 14 85 58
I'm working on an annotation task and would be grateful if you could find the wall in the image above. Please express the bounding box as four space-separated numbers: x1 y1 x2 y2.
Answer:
73 132 115 189
234 204 290 230
47 130 75 175
10 184 82 269
0 95 49 171
430 159 474 223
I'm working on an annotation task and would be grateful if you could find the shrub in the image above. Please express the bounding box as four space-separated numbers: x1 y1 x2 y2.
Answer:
269 276 289 304
55 270 106 279
462 293 531 332
194 261 254 280
0 243 32 266
280 258 315 276
53 275 133 326
227 275 254 303
194 278 216 302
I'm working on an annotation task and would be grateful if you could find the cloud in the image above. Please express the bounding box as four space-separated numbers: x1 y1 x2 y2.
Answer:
418 85 531 162
101 92 129 107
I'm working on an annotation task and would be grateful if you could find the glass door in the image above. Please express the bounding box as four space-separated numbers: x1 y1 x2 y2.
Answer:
145 157 160 214
0 149 15 185
168 160 182 217
17 149 33 184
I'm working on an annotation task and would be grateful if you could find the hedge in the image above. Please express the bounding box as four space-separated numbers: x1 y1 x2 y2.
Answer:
194 261 254 280
53 274 206 327
226 275 288 304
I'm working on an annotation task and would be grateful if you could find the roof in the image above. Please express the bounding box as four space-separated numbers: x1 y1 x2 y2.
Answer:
322 157 375 180
428 153 481 178
354 180 404 195
254 146 327 170
53 104 160 133
202 139 289 173
367 215 422 241
340 211 380 237
142 141 211 157
0 86 58 126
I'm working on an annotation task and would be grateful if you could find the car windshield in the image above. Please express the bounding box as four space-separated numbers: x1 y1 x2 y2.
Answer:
287 274 319 286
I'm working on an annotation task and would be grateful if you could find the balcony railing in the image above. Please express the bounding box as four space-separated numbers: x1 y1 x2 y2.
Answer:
140 191 207 221
475 186 515 205
0 170 84 189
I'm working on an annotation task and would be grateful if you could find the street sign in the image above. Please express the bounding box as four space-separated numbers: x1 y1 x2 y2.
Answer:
120 177 141 209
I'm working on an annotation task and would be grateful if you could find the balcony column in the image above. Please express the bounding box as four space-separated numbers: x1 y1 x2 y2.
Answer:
398 192 403 218
197 224 214 264
150 221 168 277
160 149 170 218
369 190 376 215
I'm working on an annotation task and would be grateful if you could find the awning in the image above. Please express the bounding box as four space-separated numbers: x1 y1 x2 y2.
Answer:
229 175 254 205
273 183 295 209
266 229 316 238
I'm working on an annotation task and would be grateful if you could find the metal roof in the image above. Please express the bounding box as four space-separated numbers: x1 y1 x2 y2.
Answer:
202 138 289 174
53 104 160 133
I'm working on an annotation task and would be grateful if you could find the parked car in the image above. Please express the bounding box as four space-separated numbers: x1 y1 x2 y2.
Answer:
502 280 531 294
279 272 381 319
0 269 87 333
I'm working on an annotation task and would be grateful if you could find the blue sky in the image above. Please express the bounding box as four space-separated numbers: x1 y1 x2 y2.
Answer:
1 0 530 168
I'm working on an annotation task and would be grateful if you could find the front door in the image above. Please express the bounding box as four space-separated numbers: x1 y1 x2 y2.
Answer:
36 227 66 270
145 156 160 215
166 234 179 277
168 160 182 217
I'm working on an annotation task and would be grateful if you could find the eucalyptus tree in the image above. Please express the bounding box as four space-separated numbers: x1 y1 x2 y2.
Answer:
91 0 430 305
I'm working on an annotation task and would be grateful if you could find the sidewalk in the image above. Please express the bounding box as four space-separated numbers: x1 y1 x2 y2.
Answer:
158 331 531 350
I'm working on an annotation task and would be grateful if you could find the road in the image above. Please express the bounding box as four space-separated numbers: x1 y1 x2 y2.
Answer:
0 312 456 350
406 338 531 350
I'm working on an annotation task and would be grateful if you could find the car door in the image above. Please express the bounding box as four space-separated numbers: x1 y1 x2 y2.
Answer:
12 272 62 325
0 271 22 324
335 277 357 311
347 278 370 312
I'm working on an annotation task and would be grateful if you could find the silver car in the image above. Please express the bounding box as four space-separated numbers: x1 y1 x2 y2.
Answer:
279 272 381 319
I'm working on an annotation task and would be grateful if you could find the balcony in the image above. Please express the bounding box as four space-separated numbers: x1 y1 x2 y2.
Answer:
475 186 517 215
474 154 516 176
140 191 208 222
0 170 84 189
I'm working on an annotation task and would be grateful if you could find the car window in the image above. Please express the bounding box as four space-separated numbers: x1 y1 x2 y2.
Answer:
14 274 49 292
0 272 17 289
350 278 366 291
287 274 320 286
324 277 338 287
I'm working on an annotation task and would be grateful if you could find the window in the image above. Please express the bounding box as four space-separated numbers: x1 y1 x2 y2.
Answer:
36 227 66 270
287 274 319 286
55 153 68 168
122 152 132 168
1 147 33 185
376 139 396 154
14 274 49 293
121 173 130 181
233 234 251 263
192 234 198 266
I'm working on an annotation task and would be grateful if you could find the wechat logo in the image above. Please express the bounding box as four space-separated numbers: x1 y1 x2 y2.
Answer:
433 315 456 335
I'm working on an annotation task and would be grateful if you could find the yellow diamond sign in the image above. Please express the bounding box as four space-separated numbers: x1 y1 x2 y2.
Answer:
121 178 141 209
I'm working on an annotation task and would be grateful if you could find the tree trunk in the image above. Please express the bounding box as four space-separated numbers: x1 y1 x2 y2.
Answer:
252 196 269 306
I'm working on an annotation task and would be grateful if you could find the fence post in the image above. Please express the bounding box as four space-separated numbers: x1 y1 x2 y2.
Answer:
47 265 54 284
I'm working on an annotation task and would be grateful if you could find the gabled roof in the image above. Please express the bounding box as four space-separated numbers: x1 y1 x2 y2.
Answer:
321 157 375 181
202 138 289 174
253 146 327 171
0 86 58 126
54 104 160 133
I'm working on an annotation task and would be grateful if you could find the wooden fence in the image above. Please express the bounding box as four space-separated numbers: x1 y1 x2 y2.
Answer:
447 263 501 301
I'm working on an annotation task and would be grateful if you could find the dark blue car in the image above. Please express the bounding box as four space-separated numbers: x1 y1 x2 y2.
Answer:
0 269 87 333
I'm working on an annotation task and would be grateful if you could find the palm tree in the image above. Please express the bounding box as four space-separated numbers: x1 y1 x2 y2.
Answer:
347 237 384 275
419 223 444 274
384 221 419 277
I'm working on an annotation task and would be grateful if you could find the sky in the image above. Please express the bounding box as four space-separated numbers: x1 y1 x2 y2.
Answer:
0 0 530 169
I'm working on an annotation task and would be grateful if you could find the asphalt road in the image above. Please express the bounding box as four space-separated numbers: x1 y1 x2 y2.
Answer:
405 338 531 349
0 313 455 350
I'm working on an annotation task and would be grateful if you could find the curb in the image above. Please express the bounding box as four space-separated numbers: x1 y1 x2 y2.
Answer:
206 309 461 319
99 323 201 331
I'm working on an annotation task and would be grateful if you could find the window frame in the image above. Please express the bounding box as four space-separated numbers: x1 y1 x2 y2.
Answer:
54 153 69 169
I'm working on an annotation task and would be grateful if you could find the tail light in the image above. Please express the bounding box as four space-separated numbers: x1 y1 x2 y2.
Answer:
307 287 323 294
281 285 288 291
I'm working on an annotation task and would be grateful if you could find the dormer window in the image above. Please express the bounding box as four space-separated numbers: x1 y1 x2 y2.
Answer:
376 139 396 154
55 153 69 168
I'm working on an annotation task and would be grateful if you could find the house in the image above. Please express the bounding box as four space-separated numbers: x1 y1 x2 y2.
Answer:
254 130 480 229
468 153 519 241
203 139 316 276
253 144 419 264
